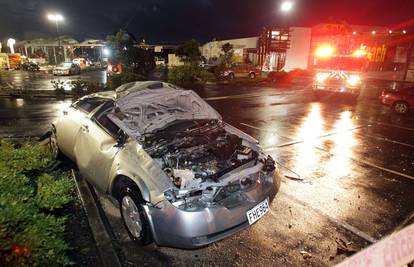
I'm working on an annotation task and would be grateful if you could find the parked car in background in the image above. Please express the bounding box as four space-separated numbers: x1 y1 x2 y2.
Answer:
222 63 261 79
73 57 92 69
92 60 108 69
50 81 280 248
380 87 414 114
23 62 40 72
53 62 81 76
155 57 166 66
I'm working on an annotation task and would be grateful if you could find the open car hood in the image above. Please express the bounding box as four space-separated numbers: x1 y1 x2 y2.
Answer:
108 85 222 138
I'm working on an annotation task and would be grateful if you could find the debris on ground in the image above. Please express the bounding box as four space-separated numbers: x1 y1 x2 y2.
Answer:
285 175 304 182
285 175 313 185
335 238 357 256
300 250 312 259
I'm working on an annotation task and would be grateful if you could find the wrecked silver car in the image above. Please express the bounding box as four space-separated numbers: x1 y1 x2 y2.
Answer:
50 81 281 248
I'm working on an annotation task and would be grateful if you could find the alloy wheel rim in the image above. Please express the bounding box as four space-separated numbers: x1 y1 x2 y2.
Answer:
121 196 142 238
395 103 407 113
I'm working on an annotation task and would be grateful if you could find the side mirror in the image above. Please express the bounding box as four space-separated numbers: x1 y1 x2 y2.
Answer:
115 130 127 147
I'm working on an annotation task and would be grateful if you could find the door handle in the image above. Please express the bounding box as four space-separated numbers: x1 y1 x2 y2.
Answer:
81 125 89 132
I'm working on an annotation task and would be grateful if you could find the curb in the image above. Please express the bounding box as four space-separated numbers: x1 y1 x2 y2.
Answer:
72 170 122 267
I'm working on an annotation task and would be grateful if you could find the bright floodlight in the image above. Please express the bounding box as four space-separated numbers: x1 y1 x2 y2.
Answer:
281 1 294 12
103 48 110 56
47 13 64 22
7 38 15 46
7 38 16 54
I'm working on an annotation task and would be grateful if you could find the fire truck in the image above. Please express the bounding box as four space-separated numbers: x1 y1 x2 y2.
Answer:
312 45 368 98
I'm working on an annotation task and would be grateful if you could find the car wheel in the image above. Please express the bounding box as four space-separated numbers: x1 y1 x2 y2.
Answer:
392 101 409 114
228 72 235 80
249 72 256 79
120 186 152 246
49 128 64 160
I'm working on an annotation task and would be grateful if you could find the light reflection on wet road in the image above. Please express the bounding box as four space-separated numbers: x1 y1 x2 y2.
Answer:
0 70 107 90
1 84 414 266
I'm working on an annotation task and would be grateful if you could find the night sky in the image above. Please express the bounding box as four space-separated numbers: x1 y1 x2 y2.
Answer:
1 0 413 44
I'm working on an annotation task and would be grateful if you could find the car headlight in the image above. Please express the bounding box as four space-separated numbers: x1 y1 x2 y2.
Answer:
347 75 361 86
315 72 329 82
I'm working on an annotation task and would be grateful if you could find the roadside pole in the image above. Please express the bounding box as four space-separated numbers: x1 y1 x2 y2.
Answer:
403 41 414 87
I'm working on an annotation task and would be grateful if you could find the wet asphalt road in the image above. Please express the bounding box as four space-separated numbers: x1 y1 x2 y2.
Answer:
0 69 107 90
1 82 414 266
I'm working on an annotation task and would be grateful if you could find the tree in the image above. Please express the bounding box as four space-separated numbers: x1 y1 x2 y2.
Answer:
221 42 234 67
221 42 233 54
106 30 155 77
176 39 202 64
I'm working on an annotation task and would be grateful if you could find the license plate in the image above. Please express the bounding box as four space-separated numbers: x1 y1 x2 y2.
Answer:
246 198 269 225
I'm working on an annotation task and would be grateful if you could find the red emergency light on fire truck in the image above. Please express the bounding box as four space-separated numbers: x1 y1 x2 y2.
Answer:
312 44 368 98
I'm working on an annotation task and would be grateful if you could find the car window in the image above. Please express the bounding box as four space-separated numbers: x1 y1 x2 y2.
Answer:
74 98 107 114
93 102 120 137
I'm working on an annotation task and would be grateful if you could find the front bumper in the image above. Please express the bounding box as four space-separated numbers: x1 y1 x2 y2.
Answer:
379 96 393 106
145 170 280 249
313 83 361 95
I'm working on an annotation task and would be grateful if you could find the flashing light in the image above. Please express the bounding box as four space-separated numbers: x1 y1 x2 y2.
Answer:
388 30 393 34
316 72 329 83
352 31 357 35
371 30 376 35
315 46 334 58
347 75 361 86
353 49 367 58
402 30 407 34
280 1 294 12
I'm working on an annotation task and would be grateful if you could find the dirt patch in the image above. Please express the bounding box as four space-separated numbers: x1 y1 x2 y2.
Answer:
65 191 103 266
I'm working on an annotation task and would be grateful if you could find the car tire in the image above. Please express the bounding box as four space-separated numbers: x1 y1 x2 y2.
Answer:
49 128 64 160
249 72 256 79
228 72 235 80
392 101 409 114
119 186 152 246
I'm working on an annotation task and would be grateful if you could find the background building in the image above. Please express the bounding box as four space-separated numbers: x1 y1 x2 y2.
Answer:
201 22 414 81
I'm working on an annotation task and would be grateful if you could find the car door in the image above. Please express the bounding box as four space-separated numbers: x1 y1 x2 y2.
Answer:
56 97 106 160
74 101 122 191
407 88 414 106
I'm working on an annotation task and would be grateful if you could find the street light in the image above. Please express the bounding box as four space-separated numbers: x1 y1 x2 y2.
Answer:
280 1 294 13
47 13 64 34
47 13 64 65
7 38 16 54
103 48 110 57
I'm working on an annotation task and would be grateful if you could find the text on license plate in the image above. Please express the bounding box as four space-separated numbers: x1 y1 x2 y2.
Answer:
246 198 269 225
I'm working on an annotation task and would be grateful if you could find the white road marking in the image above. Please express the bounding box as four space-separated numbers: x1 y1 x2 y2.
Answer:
240 122 367 149
243 124 414 181
358 119 414 132
203 91 300 101
355 132 414 149
281 191 377 243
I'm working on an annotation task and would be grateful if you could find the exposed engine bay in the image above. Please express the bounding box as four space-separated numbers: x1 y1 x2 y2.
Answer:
141 120 276 210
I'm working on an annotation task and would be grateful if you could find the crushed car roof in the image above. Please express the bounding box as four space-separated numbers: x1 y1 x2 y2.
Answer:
107 82 222 137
